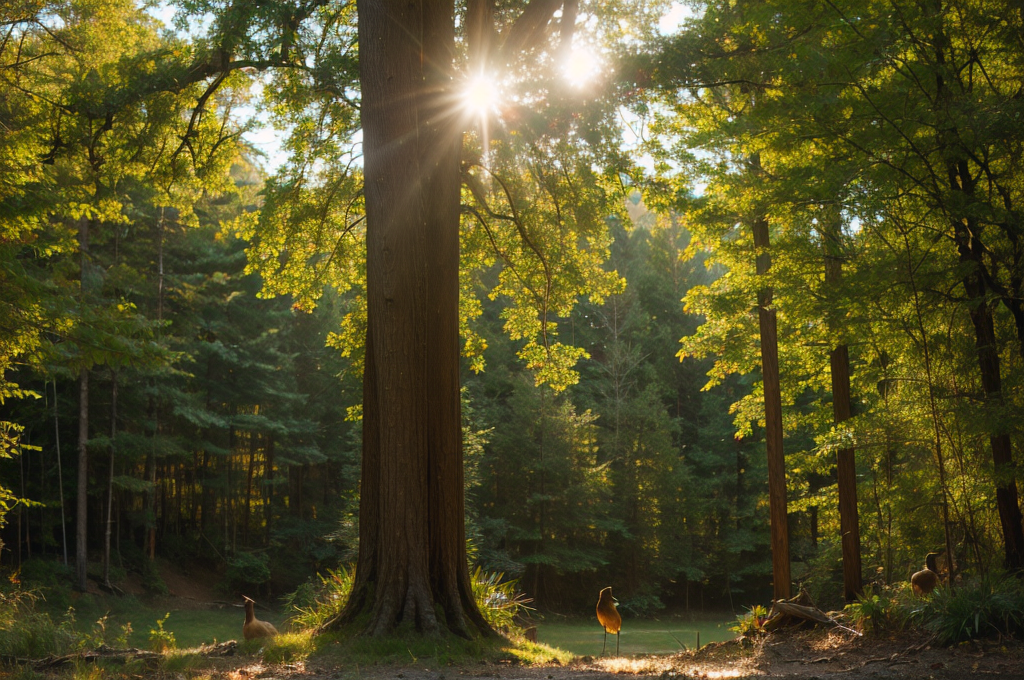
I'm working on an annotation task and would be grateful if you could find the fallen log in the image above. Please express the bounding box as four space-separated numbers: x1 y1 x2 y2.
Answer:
34 645 162 670
199 640 238 656
762 590 862 637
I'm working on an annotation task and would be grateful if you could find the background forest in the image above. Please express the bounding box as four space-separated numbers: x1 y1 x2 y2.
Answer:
2 0 1024 627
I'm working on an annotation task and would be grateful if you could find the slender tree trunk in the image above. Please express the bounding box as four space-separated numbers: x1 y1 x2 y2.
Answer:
76 368 89 591
145 437 156 560
52 381 68 567
18 442 25 567
265 435 274 545
76 218 91 592
331 0 489 637
750 154 790 601
245 432 255 544
893 226 956 586
103 371 118 587
962 269 1024 571
932 12 1024 572
949 186 1024 572
823 220 862 601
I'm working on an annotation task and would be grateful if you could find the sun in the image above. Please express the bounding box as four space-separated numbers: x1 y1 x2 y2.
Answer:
563 46 602 88
461 74 502 118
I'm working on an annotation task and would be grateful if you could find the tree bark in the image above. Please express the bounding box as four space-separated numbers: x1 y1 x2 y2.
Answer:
824 223 862 601
931 9 1024 573
960 244 1024 571
330 0 490 637
76 368 89 591
265 435 274 545
103 371 118 588
948 174 1024 572
750 154 791 601
76 217 90 592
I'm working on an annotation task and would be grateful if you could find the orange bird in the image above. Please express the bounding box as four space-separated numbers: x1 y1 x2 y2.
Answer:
596 587 621 655
911 553 940 596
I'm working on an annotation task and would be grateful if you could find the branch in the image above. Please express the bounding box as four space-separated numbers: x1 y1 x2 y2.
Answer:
500 0 563 61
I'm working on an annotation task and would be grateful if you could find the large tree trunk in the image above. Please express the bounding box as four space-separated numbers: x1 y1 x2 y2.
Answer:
824 221 862 601
750 155 791 601
330 0 489 637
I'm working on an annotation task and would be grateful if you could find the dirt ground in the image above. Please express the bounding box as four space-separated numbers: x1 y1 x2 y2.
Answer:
197 629 1024 680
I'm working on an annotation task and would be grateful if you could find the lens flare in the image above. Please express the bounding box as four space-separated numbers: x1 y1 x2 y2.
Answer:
462 75 501 117
564 47 602 87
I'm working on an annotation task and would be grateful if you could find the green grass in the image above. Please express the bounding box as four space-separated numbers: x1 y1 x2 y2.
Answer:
48 595 278 650
536 616 736 656
42 591 734 662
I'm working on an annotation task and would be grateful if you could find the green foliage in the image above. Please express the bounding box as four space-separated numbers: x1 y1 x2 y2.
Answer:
728 604 769 638
911 575 1024 645
285 568 354 631
225 553 272 592
258 632 315 664
470 567 533 633
147 613 176 653
0 590 79 659
843 586 910 636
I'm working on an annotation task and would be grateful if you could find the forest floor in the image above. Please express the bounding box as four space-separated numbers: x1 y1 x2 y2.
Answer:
120 628 1024 680
32 560 1024 679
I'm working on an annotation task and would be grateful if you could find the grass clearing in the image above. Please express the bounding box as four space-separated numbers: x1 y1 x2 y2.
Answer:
535 616 736 656
47 596 263 649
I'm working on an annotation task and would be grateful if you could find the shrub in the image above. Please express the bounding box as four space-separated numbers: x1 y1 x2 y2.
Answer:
285 565 532 635
148 613 177 652
909 574 1024 645
226 553 272 593
470 566 532 633
618 589 666 618
729 604 769 637
286 567 353 631
0 589 79 659
844 585 911 635
17 559 74 611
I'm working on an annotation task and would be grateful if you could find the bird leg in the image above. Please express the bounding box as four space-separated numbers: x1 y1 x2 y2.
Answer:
616 630 620 656
602 629 607 655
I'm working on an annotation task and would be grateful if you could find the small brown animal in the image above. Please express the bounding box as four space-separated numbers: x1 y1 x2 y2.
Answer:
911 552 940 596
596 586 621 656
243 596 279 640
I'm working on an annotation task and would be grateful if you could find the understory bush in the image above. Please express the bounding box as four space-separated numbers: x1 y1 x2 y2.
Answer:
226 552 272 594
285 565 532 635
844 584 913 635
729 604 769 637
908 573 1024 645
0 589 79 659
469 566 532 633
285 567 354 630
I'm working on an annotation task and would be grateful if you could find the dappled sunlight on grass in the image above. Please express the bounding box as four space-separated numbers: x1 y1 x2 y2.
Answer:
504 639 574 665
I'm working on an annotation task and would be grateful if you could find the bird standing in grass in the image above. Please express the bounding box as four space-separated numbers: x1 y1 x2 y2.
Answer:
911 552 940 596
596 587 621 656
242 596 279 640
